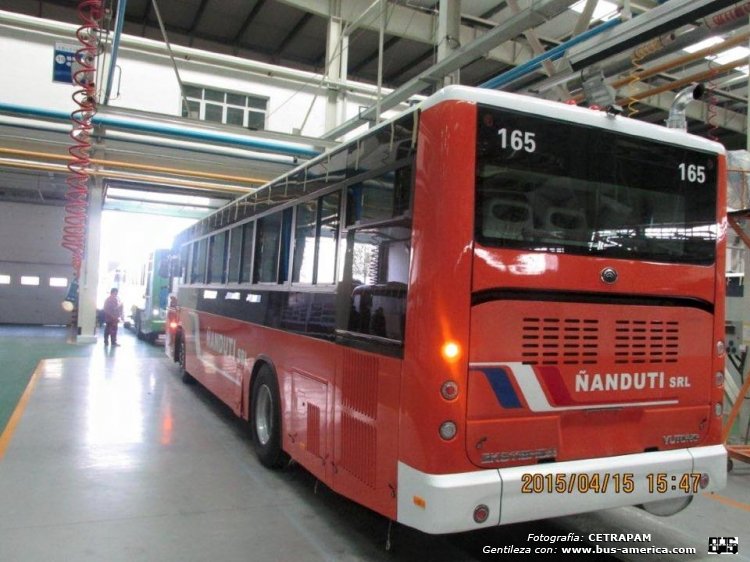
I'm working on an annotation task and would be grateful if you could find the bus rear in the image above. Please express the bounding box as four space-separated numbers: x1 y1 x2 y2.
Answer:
398 87 726 533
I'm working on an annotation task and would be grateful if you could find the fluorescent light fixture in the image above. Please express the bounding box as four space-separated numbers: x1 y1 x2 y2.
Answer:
683 36 723 54
21 276 40 286
0 274 10 284
713 46 750 66
49 277 68 287
571 0 619 22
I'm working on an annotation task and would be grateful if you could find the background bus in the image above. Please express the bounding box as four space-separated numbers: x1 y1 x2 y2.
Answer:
168 86 726 534
130 248 171 344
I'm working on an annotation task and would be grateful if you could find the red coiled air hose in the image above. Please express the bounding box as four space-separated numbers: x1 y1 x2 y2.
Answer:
62 0 103 278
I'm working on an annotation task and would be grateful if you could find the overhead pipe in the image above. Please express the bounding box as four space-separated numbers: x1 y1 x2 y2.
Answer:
666 84 706 129
103 0 127 103
572 30 750 103
0 114 298 165
0 147 268 185
0 158 254 194
616 58 749 105
480 17 622 90
530 1 750 96
0 101 319 158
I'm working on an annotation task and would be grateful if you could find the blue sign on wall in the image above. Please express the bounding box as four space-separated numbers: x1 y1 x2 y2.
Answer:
53 42 78 84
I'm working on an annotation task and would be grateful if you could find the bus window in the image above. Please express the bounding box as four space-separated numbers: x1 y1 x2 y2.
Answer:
208 231 227 284
344 224 410 342
254 212 282 283
180 244 189 283
227 225 243 283
190 238 207 284
347 166 412 226
293 199 317 284
317 192 340 284
240 222 255 283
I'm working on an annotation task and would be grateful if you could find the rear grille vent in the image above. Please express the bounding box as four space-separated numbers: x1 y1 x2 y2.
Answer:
614 320 679 364
520 317 679 365
522 317 599 365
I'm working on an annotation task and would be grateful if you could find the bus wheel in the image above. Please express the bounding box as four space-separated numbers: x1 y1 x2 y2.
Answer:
251 365 289 469
135 313 144 340
178 337 194 384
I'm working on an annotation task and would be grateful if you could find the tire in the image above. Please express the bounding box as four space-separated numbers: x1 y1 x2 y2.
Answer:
178 336 194 384
251 365 289 469
135 312 144 340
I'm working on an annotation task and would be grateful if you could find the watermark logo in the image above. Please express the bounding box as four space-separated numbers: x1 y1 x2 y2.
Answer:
708 537 739 555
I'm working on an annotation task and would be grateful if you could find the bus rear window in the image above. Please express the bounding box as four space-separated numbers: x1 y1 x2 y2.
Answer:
475 106 718 265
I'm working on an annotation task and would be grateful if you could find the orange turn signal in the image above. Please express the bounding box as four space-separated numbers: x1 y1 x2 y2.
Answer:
441 341 461 362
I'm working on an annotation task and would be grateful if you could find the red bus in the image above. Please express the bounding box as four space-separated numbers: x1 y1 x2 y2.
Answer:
167 86 727 534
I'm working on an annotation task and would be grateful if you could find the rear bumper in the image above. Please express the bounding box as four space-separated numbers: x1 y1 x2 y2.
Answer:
396 445 726 534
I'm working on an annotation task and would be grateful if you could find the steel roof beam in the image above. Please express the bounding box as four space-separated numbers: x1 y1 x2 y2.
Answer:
275 0 534 70
321 0 579 140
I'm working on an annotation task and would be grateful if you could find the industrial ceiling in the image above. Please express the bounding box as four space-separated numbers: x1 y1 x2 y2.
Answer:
0 0 749 209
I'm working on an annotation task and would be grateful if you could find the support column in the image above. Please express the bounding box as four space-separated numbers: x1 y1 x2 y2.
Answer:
437 0 461 87
325 0 347 132
77 175 103 344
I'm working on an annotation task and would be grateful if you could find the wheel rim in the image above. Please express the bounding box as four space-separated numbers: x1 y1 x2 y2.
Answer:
255 384 273 446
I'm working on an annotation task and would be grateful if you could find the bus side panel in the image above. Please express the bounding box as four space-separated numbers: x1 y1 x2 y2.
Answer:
179 305 401 519
400 99 478 475
180 309 248 413
330 347 401 520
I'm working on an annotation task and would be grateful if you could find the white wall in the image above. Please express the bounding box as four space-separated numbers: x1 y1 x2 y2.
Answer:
0 17 404 139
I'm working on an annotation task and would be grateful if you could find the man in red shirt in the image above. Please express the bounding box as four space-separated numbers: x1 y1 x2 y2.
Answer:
103 288 123 346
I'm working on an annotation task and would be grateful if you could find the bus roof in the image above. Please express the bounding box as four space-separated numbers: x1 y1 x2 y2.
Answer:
422 85 725 156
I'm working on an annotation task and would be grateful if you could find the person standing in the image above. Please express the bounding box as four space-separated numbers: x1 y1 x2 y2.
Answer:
103 288 123 346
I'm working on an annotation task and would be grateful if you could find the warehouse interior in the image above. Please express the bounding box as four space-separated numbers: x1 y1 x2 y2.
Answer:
1 0 750 560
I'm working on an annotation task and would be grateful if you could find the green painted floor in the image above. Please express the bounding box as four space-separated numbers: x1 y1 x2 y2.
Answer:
0 325 164 435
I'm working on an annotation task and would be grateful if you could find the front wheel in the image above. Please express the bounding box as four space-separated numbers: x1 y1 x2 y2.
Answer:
177 336 194 384
251 365 289 469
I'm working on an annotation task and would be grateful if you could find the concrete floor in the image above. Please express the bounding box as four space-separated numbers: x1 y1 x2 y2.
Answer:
0 327 748 561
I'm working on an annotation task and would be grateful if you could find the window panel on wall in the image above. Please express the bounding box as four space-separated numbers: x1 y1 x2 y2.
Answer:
182 85 268 130
247 111 265 130
247 96 267 110
226 92 245 106
182 100 200 119
204 88 224 102
183 85 202 98
205 103 223 123
293 200 317 284
254 213 282 283
227 107 244 127
317 192 340 284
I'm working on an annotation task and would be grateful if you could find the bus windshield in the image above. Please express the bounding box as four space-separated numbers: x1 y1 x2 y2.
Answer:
475 105 718 265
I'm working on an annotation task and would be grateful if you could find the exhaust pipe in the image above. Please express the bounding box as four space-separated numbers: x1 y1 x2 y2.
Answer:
666 83 705 130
